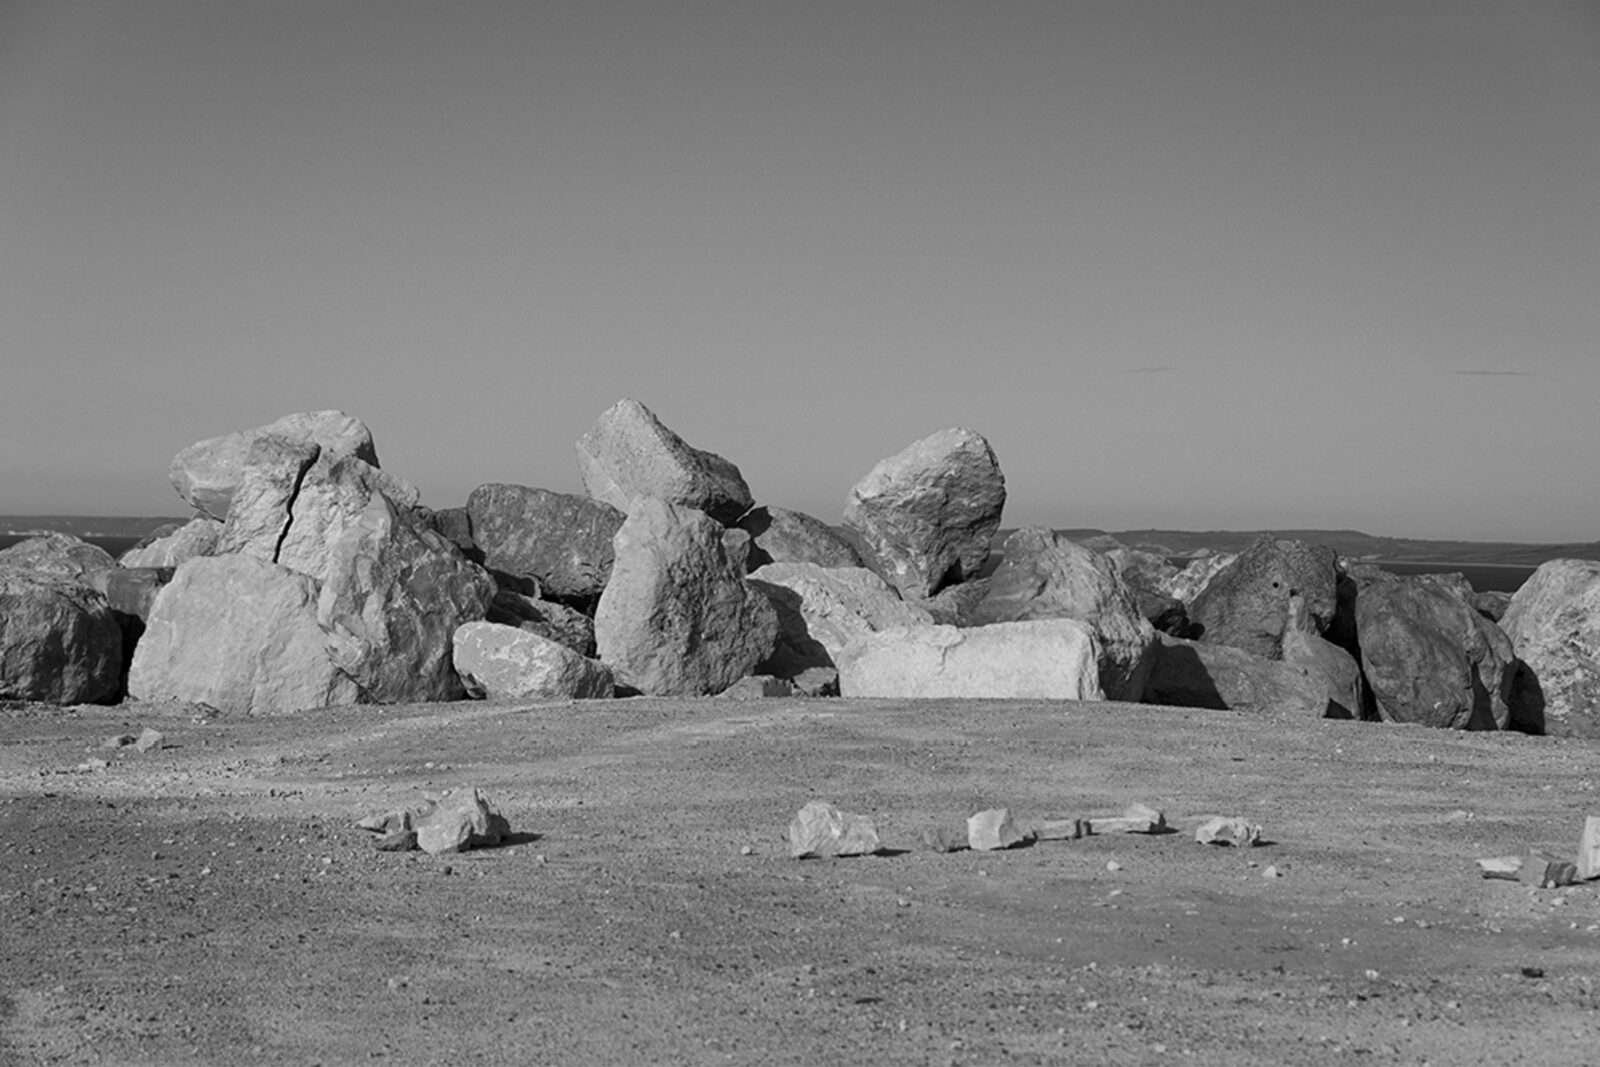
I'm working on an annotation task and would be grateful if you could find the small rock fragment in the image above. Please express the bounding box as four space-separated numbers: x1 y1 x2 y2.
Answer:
133 728 165 753
1087 803 1167 835
1194 816 1262 847
1576 816 1600 881
1028 818 1086 841
788 801 881 859
967 808 1029 851
918 825 969 853
1105 860 1122 872
103 734 137 749
358 789 508 855
1262 864 1284 879
1523 854 1578 889
1477 856 1523 880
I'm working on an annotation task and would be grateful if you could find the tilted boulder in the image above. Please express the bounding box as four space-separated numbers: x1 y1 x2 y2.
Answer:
1500 559 1600 737
1190 538 1338 659
594 498 779 695
1279 593 1365 719
466 483 624 604
485 589 595 657
119 517 222 569
576 399 753 525
973 529 1156 701
1144 633 1347 717
452 622 614 701
0 569 123 704
737 506 864 570
168 409 381 520
1355 574 1514 730
836 620 1103 701
749 562 933 677
842 427 1005 599
0 532 117 584
128 555 360 715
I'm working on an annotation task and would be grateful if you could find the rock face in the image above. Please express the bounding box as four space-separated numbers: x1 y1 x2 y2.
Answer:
576 399 754 525
128 555 361 715
1278 594 1366 719
748 563 933 677
1190 538 1338 659
1499 559 1600 737
485 590 595 656
168 409 381 520
594 498 779 696
836 620 1103 701
452 622 614 700
1355 575 1515 730
1144 634 1346 717
973 528 1156 701
120 517 223 569
0 533 117 583
842 428 1006 600
0 570 123 704
466 483 625 603
737 506 864 569
1162 553 1237 605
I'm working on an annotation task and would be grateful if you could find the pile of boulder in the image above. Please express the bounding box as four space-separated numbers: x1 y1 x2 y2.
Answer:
2 399 1598 737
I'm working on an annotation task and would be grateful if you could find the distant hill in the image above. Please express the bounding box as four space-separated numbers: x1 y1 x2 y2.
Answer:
1055 528 1600 567
0 515 189 540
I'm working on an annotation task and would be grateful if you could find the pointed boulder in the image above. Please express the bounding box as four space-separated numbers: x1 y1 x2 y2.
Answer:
576 399 753 525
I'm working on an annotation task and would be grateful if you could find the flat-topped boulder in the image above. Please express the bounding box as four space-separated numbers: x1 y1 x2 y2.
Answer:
467 483 625 604
1500 559 1600 737
836 619 1103 700
576 399 753 525
842 427 1005 600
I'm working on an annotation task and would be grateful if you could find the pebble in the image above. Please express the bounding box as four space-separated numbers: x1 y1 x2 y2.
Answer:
1105 860 1122 872
740 845 754 856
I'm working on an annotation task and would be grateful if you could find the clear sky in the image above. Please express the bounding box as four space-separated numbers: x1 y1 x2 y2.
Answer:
2 2 1596 541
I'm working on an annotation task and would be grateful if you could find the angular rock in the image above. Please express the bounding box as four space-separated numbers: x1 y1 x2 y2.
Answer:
1028 818 1086 842
915 577 993 628
967 808 1029 851
1087 803 1168 835
1356 575 1514 730
0 570 123 704
791 666 840 698
1190 538 1338 659
1279 593 1366 719
169 409 380 520
0 532 117 584
716 675 793 699
595 498 779 696
1477 856 1523 880
973 528 1157 700
414 789 508 855
423 506 476 556
485 590 595 657
1161 553 1237 605
452 621 614 700
918 825 969 853
737 506 864 569
1523 854 1578 889
1470 590 1513 623
87 567 174 623
836 620 1103 701
575 399 753 525
1106 547 1181 609
466 483 626 603
133 728 164 753
787 800 881 859
1577 816 1600 881
213 435 323 559
1142 634 1343 717
1194 816 1262 847
120 517 223 569
1499 559 1600 737
842 427 1006 599
749 562 933 677
128 555 361 715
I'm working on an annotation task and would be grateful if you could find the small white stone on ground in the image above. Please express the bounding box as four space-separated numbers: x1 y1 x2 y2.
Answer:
1576 816 1600 881
134 728 164 752
1194 816 1262 847
788 801 881 859
967 808 1029 851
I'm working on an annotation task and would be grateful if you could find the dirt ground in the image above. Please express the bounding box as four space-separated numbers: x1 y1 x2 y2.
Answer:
3 694 1598 1066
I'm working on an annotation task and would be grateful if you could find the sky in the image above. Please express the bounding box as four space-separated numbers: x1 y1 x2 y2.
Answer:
2 2 1597 541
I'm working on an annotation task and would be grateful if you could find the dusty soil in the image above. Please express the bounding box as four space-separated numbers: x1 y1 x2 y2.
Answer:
3 694 1599 1065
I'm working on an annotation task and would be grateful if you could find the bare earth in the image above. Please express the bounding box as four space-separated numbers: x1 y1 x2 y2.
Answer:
3 696 1598 1065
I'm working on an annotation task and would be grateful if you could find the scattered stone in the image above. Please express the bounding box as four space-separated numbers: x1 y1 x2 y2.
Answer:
133 728 164 753
790 667 840 698
1577 817 1600 881
1523 855 1578 889
1105 860 1123 872
576 398 753 525
1262 864 1284 879
918 825 969 853
452 621 614 701
357 789 510 856
467 483 626 604
787 800 881 859
74 758 109 773
836 620 1103 701
1028 818 1086 842
376 829 418 852
1086 803 1167 835
1477 856 1524 881
842 427 1006 599
967 808 1029 851
1194 816 1262 847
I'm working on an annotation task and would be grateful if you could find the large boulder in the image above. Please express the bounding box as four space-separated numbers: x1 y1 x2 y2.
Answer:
120 517 223 569
575 399 753 525
466 483 625 604
836 620 1103 700
1144 634 1346 717
168 409 381 520
1279 593 1365 719
452 622 614 701
842 427 1006 600
128 555 361 715
748 562 933 677
737 506 864 569
1499 559 1600 737
594 498 779 695
1354 575 1515 730
0 570 123 704
1190 538 1338 659
0 532 117 584
972 529 1156 701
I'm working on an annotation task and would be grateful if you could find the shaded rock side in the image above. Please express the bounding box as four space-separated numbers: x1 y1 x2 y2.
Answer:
594 498 779 696
168 409 381 520
1355 576 1514 730
452 621 614 700
1189 538 1338 659
836 620 1103 701
120 517 223 569
127 555 361 715
842 427 1006 600
466 483 625 603
1279 593 1366 719
748 562 933 677
973 528 1157 701
0 570 123 704
737 506 864 569
0 532 117 584
1499 559 1600 737
485 590 595 657
575 398 754 525
1143 634 1347 717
